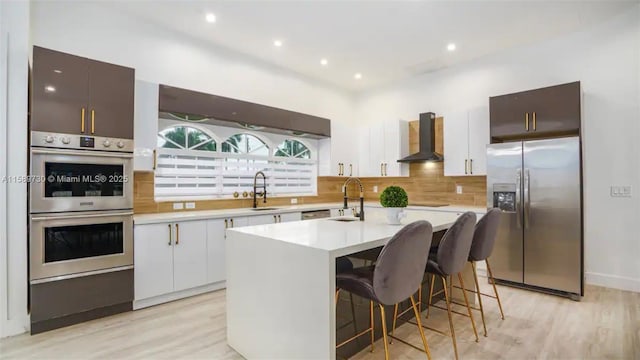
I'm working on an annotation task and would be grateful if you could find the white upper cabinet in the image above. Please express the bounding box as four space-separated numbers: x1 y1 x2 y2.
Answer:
133 80 159 171
443 106 490 176
359 119 409 177
319 120 358 177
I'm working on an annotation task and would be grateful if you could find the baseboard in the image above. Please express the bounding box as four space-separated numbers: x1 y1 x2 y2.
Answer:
133 282 225 310
585 272 640 293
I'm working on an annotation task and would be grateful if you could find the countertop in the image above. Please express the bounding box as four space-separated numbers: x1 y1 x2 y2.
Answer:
133 201 486 225
227 210 460 256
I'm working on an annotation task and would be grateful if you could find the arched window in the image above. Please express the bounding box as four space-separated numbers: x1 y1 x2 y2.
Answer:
157 125 216 151
222 133 269 156
275 139 311 159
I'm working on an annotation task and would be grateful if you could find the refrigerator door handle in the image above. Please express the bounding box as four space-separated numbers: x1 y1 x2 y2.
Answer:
524 168 530 229
516 169 522 229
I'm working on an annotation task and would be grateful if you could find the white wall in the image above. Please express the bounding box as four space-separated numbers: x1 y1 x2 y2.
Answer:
355 6 640 292
0 0 30 338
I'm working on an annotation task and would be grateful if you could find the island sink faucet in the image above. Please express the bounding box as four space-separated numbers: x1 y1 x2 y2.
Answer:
253 171 267 208
342 177 365 221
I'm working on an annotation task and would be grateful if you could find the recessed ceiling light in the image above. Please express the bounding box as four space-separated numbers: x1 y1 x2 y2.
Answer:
205 13 216 23
53 69 62 74
354 73 362 80
273 39 283 47
44 85 56 93
320 58 328 66
447 43 456 51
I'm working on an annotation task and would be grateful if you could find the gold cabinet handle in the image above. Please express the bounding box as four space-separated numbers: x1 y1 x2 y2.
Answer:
384 163 388 176
525 113 529 131
470 159 473 174
168 224 172 245
81 108 86 133
278 215 281 222
230 218 234 228
338 163 342 176
532 112 536 131
224 219 228 229
175 223 180 245
152 149 157 170
381 163 384 176
349 164 352 176
273 215 277 223
91 109 95 134
465 159 468 174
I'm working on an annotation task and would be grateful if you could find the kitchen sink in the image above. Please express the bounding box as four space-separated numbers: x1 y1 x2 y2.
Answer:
250 207 280 211
328 217 359 222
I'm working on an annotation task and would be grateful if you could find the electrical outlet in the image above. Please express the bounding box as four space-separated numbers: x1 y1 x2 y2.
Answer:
173 202 184 210
373 186 378 193
290 198 298 204
456 185 463 194
185 202 196 209
611 186 632 197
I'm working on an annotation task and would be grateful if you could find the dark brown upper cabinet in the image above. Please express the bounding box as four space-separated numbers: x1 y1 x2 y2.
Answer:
31 46 134 139
490 81 581 142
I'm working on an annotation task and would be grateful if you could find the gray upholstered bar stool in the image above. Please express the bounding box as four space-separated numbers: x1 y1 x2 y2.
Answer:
460 208 505 337
420 211 479 360
336 221 434 360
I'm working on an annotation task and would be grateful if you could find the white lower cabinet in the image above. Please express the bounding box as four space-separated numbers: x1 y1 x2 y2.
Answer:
206 219 226 285
134 223 174 300
248 214 277 225
279 212 302 222
173 221 208 292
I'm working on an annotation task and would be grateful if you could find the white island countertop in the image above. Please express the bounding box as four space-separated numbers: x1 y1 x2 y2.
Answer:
226 209 465 360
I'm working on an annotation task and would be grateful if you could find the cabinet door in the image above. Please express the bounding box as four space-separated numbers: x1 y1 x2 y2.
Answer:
489 93 527 140
384 119 409 177
173 220 208 292
87 59 135 139
529 82 581 134
247 214 277 226
443 110 470 176
467 106 490 176
206 219 226 284
134 223 174 300
134 80 159 171
279 212 301 222
228 216 249 228
369 123 386 177
31 47 89 134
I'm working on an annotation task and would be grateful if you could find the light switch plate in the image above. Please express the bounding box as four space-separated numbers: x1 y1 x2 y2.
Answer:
373 186 378 193
185 202 196 209
456 185 463 194
173 202 184 210
290 198 298 204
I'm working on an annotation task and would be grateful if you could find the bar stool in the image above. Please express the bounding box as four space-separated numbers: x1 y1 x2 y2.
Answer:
335 257 358 332
336 221 434 360
458 208 505 337
420 212 479 360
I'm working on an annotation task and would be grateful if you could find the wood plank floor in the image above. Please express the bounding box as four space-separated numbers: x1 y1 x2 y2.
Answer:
1 280 638 359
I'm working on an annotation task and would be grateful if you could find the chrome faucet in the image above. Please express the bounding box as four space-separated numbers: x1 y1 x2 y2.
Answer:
253 171 267 208
342 177 365 221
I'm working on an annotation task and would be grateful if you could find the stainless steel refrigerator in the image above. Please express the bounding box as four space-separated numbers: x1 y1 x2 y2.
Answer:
486 136 583 300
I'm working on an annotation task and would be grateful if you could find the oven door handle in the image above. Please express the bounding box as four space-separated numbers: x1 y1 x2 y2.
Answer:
31 148 134 159
31 211 134 221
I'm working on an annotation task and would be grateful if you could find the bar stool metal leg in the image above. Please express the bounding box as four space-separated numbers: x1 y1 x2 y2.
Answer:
410 295 433 360
426 274 435 319
370 300 375 352
390 303 399 343
485 259 505 320
442 276 459 360
457 272 479 342
379 305 390 360
471 261 488 336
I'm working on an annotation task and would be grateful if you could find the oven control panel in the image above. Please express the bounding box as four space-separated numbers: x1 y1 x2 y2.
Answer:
31 131 134 153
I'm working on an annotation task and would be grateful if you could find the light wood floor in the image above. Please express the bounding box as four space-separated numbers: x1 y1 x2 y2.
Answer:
1 280 638 359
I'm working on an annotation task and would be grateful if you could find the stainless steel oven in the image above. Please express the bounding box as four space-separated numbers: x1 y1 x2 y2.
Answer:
30 210 133 281
30 132 134 213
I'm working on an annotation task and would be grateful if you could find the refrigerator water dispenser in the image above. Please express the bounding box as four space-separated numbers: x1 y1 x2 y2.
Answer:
492 184 516 212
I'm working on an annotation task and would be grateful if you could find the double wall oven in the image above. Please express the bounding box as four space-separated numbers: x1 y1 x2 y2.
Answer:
30 131 134 282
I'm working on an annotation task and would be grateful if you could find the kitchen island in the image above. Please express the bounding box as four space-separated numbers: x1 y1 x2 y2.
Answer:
226 210 472 360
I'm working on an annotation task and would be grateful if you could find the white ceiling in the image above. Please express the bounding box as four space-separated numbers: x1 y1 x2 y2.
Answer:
108 1 636 92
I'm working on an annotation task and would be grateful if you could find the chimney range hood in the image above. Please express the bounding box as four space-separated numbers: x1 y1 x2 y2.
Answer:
397 112 443 163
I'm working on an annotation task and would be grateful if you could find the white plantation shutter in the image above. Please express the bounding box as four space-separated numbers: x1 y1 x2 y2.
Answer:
154 127 317 200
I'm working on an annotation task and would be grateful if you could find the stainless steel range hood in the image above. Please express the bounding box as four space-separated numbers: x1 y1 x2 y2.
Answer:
397 112 443 162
